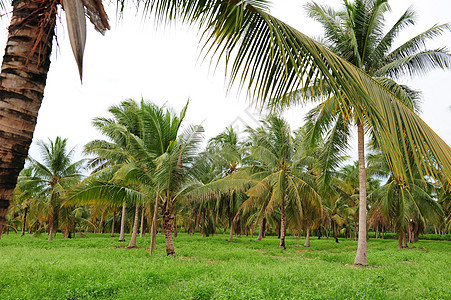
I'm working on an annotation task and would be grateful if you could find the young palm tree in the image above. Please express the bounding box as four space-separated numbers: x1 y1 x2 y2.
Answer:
242 116 321 249
19 137 84 240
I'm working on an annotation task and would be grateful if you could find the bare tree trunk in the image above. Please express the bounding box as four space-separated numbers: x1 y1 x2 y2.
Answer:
162 197 175 256
118 202 126 242
354 122 368 265
333 220 339 243
0 0 57 238
21 206 28 236
173 213 177 238
279 192 286 249
228 219 234 242
398 233 403 249
48 213 54 241
140 205 145 238
257 217 266 241
111 208 115 237
202 209 206 238
304 221 311 247
354 213 358 241
128 204 140 248
150 193 159 257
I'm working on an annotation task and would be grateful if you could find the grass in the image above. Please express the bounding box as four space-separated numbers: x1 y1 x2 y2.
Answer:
0 232 449 299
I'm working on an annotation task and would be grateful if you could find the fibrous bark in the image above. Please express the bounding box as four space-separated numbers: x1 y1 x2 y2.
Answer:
0 0 57 237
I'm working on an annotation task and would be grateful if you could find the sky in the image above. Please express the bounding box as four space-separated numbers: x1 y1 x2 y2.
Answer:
0 0 450 161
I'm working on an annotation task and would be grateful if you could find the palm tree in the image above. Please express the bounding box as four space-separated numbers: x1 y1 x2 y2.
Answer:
71 99 203 256
2 1 451 245
275 0 451 265
242 116 321 249
19 137 84 240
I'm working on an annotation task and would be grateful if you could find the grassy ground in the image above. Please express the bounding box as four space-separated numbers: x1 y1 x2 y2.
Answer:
0 232 449 299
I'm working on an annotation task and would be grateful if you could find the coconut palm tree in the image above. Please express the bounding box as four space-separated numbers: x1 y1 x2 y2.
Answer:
273 0 451 264
71 99 203 256
18 137 84 240
2 1 451 246
241 116 321 249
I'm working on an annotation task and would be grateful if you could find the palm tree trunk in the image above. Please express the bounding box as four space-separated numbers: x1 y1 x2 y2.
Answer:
333 220 339 243
21 206 28 236
118 202 126 242
354 213 358 241
150 192 159 257
0 0 57 238
128 204 140 248
304 221 311 247
257 217 266 241
398 232 403 249
279 192 286 249
202 209 206 238
228 219 234 242
140 205 145 238
48 214 54 241
111 208 115 237
354 121 368 265
162 197 175 256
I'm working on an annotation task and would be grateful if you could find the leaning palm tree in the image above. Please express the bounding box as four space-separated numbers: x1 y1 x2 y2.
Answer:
2 1 451 247
273 0 451 265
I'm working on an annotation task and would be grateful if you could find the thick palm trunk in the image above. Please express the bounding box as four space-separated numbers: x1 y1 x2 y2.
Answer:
139 205 145 238
279 193 286 249
128 204 140 248
257 217 266 241
0 0 57 237
354 122 368 265
162 198 175 256
118 202 126 242
304 221 311 247
21 206 28 236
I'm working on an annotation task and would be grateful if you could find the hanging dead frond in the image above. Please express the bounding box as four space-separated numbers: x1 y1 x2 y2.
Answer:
81 0 110 35
62 0 86 81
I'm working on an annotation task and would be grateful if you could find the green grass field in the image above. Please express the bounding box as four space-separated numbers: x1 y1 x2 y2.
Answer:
0 233 449 299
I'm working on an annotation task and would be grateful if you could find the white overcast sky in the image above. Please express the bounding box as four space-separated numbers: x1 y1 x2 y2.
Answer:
0 0 450 161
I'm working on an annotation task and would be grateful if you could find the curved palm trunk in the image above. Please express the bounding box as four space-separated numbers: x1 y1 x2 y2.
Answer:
279 192 286 249
304 221 311 247
0 0 57 237
354 122 368 265
21 206 28 236
118 201 126 242
128 204 140 248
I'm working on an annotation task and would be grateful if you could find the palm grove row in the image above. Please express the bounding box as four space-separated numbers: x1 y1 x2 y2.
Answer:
1 0 451 267
6 98 450 257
